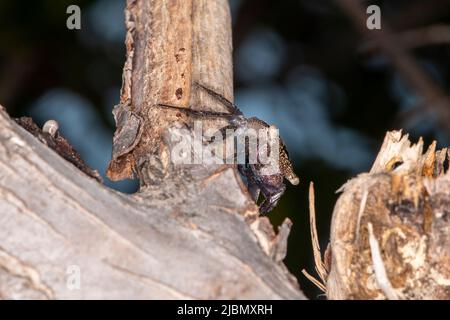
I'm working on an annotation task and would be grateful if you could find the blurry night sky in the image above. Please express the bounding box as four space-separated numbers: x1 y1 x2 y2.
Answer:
1 0 450 298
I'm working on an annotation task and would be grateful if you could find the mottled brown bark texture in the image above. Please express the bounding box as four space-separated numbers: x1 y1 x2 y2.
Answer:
0 0 305 299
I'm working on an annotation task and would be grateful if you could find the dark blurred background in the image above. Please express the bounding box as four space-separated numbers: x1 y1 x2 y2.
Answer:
2 0 450 298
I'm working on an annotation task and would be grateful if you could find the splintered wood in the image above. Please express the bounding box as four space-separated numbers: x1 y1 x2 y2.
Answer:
327 130 450 299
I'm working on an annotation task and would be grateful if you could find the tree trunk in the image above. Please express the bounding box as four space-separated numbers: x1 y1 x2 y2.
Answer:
0 0 305 299
326 131 450 299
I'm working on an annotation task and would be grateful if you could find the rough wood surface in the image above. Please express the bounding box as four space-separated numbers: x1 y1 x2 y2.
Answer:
107 0 235 183
327 131 450 299
0 104 303 299
0 0 305 300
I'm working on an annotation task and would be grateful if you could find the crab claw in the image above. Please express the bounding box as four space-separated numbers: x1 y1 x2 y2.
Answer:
288 174 300 186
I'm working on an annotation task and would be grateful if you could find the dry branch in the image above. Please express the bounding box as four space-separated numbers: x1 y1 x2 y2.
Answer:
0 0 305 299
360 24 450 53
336 0 450 136
0 91 303 299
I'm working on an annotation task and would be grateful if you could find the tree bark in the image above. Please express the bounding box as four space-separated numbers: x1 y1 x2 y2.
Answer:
326 131 450 299
0 0 305 299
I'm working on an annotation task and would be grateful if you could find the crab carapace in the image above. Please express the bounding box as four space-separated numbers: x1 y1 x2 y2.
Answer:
158 82 299 214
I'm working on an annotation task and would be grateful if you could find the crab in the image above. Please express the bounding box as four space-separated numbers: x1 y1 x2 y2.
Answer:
158 83 299 214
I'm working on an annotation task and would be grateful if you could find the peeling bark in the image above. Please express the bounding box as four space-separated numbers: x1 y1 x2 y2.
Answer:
107 0 234 184
0 105 303 299
0 0 305 300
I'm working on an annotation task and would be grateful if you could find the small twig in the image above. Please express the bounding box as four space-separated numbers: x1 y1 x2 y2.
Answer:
301 270 327 293
301 182 327 293
367 223 400 300
309 182 328 282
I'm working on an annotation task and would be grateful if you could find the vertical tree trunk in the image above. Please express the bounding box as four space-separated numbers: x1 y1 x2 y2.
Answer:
0 0 305 300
